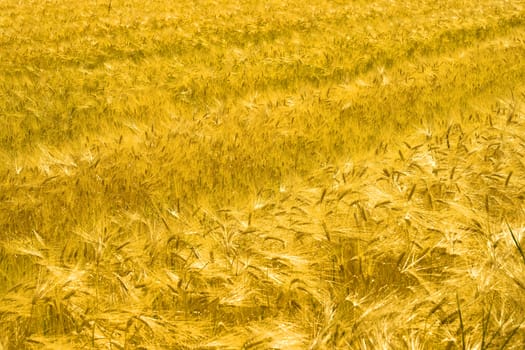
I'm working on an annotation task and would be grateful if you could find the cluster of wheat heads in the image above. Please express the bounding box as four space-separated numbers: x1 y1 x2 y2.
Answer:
1 99 524 348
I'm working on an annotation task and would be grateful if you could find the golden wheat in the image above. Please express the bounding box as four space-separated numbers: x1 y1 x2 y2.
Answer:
1 0 525 349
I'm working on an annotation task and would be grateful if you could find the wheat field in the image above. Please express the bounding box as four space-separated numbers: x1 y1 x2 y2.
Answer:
1 0 525 348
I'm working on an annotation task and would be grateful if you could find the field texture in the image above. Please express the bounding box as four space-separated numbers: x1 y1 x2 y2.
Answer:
1 0 525 348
